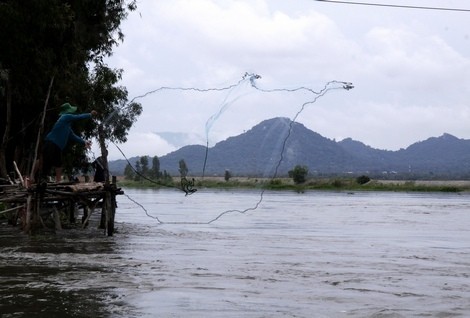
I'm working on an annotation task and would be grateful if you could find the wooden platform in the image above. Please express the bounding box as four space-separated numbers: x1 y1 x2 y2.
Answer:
0 180 123 236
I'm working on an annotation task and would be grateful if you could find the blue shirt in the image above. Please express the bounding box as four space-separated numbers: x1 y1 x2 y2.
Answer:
45 113 92 150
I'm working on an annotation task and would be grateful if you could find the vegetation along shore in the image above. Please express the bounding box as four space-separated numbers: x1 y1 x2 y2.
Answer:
117 177 470 193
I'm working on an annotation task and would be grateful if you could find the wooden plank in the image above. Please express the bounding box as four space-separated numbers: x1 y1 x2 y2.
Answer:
64 182 103 192
1 179 123 235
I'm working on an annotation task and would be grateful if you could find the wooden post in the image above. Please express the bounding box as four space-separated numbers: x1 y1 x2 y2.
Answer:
104 192 111 236
97 126 110 184
0 181 122 236
103 177 117 236
68 199 76 224
34 193 41 228
24 194 32 233
82 205 89 226
97 127 111 231
99 202 106 229
53 207 62 231
24 191 40 233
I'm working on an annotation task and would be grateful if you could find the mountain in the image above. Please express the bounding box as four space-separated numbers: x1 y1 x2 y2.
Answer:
395 133 470 175
158 117 358 177
108 117 470 179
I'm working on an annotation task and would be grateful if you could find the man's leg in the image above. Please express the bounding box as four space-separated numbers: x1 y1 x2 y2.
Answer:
55 167 62 183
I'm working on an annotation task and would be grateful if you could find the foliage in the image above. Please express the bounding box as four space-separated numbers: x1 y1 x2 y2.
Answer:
123 155 168 183
179 159 188 178
224 170 232 182
140 156 149 177
0 0 138 178
150 156 160 179
124 163 134 180
85 63 142 143
356 175 371 185
161 170 172 182
117 177 469 193
331 179 343 188
288 165 309 184
134 160 141 181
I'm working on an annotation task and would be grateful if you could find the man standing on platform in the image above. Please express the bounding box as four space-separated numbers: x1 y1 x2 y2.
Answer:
40 102 97 183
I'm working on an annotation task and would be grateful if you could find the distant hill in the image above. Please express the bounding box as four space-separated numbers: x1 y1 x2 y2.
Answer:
109 117 470 179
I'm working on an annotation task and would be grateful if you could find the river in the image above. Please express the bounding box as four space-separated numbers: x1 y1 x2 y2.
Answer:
1 189 469 317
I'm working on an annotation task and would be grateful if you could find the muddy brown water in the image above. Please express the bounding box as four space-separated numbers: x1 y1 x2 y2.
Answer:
1 189 469 317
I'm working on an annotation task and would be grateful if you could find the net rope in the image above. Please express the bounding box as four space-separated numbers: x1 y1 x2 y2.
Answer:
108 73 353 224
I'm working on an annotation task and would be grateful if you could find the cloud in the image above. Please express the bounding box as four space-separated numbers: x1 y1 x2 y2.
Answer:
104 0 470 158
155 131 205 148
114 0 355 86
363 26 470 98
96 132 176 160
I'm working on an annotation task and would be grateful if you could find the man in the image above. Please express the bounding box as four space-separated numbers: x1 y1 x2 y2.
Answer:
40 102 97 183
92 149 108 182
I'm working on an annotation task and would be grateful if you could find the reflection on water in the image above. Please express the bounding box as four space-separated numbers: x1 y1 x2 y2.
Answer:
1 189 470 317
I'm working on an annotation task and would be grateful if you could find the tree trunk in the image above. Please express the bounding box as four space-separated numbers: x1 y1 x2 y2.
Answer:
0 71 12 178
97 126 109 184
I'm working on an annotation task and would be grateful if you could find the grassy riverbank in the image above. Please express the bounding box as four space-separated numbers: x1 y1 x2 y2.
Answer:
117 177 470 193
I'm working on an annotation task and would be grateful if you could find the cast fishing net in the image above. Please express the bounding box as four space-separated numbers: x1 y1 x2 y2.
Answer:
101 73 353 224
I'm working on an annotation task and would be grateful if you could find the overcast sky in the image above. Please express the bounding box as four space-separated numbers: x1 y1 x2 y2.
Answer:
98 0 470 160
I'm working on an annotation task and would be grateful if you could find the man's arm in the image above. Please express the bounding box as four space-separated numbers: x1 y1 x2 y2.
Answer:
64 110 97 122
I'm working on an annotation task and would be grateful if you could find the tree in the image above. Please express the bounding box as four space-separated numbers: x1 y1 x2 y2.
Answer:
288 165 309 184
134 160 141 181
0 1 137 178
224 169 232 182
178 159 188 178
140 156 149 177
356 175 371 185
83 63 142 183
150 156 160 179
123 163 134 180
0 69 11 178
162 170 172 182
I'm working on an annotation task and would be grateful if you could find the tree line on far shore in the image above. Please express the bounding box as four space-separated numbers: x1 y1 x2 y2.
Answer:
123 156 349 186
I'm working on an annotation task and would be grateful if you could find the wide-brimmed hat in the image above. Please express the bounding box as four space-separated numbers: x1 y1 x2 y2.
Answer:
59 103 78 115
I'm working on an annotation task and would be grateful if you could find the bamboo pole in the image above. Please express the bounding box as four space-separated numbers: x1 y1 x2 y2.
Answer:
23 76 54 233
13 161 24 186
0 204 25 215
81 205 95 229
30 76 54 180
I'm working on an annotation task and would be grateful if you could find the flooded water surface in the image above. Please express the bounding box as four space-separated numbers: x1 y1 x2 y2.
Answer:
1 189 469 317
